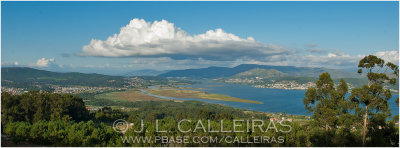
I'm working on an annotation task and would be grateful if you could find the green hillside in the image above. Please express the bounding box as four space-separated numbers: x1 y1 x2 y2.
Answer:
219 68 398 91
233 68 288 78
1 67 128 88
159 64 362 78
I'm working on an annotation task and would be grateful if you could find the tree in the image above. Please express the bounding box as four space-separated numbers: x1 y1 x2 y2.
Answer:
303 72 349 130
349 55 399 146
94 106 127 122
1 91 90 125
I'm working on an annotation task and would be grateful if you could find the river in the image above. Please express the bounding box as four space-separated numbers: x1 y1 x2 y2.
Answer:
144 81 399 116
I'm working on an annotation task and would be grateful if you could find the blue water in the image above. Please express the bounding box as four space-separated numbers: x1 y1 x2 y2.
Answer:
147 81 399 116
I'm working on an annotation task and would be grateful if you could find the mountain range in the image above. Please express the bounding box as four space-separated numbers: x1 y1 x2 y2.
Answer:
232 68 288 78
122 69 169 77
158 64 362 78
1 67 128 87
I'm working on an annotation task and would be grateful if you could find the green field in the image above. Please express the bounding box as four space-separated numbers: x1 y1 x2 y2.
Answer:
147 88 263 104
95 89 165 102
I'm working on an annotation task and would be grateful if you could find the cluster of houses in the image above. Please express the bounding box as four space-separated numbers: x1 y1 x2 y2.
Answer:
254 81 315 90
52 86 127 94
1 87 28 95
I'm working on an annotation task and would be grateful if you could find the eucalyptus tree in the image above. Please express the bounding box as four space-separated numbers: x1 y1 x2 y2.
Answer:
303 72 349 130
349 55 398 146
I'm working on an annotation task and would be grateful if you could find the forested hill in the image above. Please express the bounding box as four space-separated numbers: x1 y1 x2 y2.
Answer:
232 68 288 78
158 64 362 78
1 67 128 87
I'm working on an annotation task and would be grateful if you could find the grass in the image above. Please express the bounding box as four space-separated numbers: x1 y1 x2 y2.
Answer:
95 89 165 102
158 85 206 90
147 88 263 104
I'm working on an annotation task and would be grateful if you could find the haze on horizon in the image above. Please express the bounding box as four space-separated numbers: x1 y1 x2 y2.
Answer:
1 1 399 75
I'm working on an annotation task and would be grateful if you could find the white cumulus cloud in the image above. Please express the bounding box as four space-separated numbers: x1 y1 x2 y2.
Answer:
34 58 55 67
81 18 289 60
375 50 399 64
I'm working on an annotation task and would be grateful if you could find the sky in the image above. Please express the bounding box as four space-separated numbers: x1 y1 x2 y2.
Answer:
1 1 399 75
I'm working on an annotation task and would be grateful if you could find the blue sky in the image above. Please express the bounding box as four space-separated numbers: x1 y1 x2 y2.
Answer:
1 1 399 75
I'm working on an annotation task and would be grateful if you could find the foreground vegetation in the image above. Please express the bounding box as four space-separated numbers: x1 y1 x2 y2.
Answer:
2 90 397 146
303 55 399 146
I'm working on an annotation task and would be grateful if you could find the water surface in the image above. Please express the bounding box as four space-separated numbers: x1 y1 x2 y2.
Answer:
147 81 399 116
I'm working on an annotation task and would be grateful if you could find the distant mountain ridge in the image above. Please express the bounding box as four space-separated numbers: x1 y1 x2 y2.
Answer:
1 67 128 87
233 68 288 78
158 64 361 78
123 69 169 76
